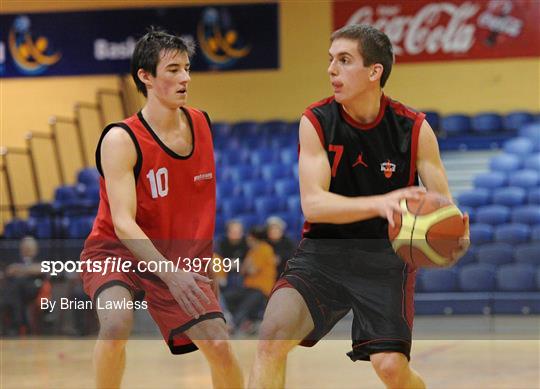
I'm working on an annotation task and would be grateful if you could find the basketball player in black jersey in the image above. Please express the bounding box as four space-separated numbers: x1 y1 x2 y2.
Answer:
248 24 469 389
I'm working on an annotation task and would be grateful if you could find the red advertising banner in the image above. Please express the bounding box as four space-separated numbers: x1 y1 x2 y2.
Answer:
333 0 540 62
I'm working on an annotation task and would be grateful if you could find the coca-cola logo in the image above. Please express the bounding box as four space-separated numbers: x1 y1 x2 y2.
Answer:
345 1 524 57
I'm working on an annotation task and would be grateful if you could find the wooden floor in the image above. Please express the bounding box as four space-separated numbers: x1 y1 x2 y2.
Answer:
1 337 539 388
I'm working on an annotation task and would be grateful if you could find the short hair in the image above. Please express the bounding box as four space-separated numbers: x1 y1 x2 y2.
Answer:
130 27 195 97
331 24 394 88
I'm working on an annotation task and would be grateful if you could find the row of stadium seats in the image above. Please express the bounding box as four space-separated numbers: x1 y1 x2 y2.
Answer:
415 263 540 314
425 111 538 136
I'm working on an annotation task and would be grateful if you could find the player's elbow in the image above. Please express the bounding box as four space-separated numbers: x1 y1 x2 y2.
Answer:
301 194 323 223
112 217 136 240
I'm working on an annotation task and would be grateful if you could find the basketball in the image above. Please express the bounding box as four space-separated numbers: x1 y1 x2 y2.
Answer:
388 192 465 268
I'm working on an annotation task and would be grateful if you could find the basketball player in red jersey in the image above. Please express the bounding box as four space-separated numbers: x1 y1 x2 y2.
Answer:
249 25 469 389
81 29 243 388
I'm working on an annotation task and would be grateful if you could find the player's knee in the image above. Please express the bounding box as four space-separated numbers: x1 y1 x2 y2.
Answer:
256 319 296 359
98 313 133 341
371 353 409 387
199 339 234 363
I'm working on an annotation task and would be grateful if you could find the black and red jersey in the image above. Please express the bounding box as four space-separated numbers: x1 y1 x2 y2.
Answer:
302 93 424 240
82 107 216 261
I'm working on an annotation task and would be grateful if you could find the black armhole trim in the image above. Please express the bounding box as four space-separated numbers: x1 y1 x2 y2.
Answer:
96 123 143 182
137 108 195 159
202 110 212 132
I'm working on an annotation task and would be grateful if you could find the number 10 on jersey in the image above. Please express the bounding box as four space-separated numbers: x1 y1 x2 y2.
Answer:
146 168 169 198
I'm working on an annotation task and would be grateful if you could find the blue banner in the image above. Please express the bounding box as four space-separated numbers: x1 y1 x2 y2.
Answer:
0 3 279 77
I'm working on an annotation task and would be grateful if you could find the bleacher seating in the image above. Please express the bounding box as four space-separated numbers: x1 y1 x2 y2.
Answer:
3 110 540 316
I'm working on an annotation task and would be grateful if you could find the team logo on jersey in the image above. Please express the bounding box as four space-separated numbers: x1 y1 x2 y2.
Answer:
194 172 213 182
380 160 396 178
352 152 368 168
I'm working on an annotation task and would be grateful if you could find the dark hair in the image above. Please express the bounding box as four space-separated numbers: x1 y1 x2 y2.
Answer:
130 27 195 97
248 226 267 241
331 24 394 88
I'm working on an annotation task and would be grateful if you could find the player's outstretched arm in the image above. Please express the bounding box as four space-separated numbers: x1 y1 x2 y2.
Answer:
416 120 469 257
298 116 425 226
101 127 211 318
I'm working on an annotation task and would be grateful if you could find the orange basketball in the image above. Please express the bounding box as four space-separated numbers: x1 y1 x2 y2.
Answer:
388 192 466 268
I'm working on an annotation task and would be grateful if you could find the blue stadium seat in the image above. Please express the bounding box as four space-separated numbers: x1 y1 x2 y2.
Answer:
511 205 540 225
494 223 530 244
77 168 100 187
441 114 471 135
242 180 273 198
292 164 299 180
473 172 506 189
508 170 539 189
28 218 53 239
420 268 458 292
68 216 94 238
215 214 225 234
503 137 534 156
529 188 540 205
225 166 258 182
471 113 503 133
280 148 298 165
212 122 232 138
261 164 290 181
470 223 494 244
274 179 299 197
270 135 295 149
459 263 496 291
475 242 513 266
457 189 490 207
231 121 259 136
55 185 78 205
287 196 301 213
489 154 521 172
220 151 249 166
80 184 100 205
492 187 526 207
221 197 252 219
514 243 540 265
258 120 288 136
537 267 540 290
250 149 279 166
236 213 258 229
518 122 540 140
424 111 440 132
29 202 54 218
532 225 540 241
496 264 537 291
456 245 476 266
503 111 535 131
254 197 285 216
217 181 242 200
3 219 30 239
475 205 510 225
523 153 540 171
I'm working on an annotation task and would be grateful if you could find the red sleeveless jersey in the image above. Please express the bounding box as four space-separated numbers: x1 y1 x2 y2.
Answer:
82 107 215 261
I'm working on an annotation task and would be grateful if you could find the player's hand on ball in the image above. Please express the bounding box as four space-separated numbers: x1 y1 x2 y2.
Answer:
160 270 212 319
377 186 426 227
451 213 470 261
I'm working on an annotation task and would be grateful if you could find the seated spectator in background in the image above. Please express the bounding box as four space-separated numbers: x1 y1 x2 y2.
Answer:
222 226 276 334
216 219 249 290
0 236 50 335
266 216 296 276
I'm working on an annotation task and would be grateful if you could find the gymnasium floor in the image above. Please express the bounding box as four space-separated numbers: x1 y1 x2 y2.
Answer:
2 316 539 388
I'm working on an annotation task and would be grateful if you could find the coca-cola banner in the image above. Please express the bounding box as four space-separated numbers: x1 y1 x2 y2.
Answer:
333 0 540 62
